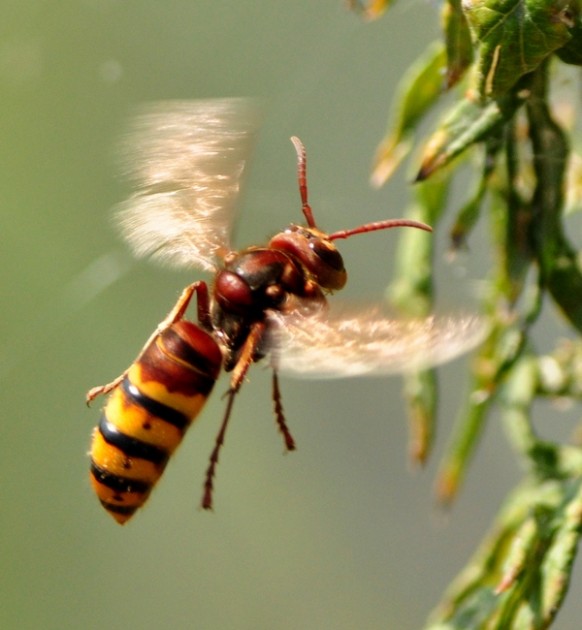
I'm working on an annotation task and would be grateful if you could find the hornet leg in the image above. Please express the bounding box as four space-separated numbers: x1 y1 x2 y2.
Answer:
86 281 210 404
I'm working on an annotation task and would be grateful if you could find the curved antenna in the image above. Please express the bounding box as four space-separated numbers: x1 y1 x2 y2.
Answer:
290 136 316 228
328 218 432 241
289 136 432 240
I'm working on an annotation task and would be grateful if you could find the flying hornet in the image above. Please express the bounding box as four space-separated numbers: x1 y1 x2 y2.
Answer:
87 99 483 524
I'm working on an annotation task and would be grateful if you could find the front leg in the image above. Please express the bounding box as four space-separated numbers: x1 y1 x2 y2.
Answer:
229 320 266 392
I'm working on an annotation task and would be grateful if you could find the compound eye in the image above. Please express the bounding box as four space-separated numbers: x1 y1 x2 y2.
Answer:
311 241 344 271
306 237 346 290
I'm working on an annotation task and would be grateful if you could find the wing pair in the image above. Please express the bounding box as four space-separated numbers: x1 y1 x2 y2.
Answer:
115 98 484 378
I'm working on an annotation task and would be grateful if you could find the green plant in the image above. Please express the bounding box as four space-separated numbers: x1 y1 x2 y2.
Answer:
352 1 582 627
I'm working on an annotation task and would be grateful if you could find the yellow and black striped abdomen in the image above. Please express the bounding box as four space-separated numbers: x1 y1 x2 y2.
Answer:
90 320 223 524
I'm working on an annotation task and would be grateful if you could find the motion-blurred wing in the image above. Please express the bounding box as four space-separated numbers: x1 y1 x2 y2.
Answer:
269 307 486 378
116 98 260 272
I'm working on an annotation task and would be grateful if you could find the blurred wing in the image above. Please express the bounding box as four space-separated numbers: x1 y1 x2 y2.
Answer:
269 307 486 378
116 98 261 272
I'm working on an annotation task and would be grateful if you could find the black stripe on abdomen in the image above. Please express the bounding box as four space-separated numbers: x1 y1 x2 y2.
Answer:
90 461 151 494
121 377 190 431
98 416 169 466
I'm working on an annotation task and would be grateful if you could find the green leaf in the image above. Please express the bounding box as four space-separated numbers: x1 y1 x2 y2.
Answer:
403 370 438 465
526 69 582 335
416 80 529 181
556 1 582 65
388 176 450 464
462 0 574 97
426 476 582 629
371 43 447 187
449 134 502 248
442 0 474 87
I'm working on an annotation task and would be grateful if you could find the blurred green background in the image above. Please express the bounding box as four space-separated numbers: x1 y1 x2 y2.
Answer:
2 2 580 629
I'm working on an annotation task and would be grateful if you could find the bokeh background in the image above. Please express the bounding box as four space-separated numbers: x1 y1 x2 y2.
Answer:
2 1 581 629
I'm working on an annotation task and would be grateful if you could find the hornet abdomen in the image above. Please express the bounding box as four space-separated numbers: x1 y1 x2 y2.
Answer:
89 321 222 524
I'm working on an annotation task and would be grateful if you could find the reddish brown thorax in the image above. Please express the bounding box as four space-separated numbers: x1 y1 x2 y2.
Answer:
211 229 336 366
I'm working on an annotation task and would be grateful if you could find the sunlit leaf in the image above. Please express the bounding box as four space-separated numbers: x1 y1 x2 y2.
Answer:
426 476 582 629
462 0 574 97
416 82 528 180
371 43 447 187
442 0 474 87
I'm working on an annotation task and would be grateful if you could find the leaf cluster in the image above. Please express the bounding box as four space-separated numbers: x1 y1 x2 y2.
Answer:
353 1 582 627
